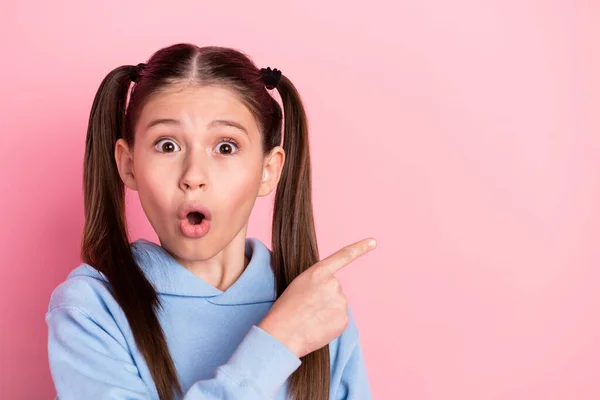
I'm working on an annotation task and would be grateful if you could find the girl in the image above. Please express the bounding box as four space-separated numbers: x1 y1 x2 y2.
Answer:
46 43 376 400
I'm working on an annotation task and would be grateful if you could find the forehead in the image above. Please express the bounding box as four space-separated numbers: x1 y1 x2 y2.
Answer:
135 84 259 134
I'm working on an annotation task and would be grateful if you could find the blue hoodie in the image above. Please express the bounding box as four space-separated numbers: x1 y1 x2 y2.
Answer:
46 238 372 399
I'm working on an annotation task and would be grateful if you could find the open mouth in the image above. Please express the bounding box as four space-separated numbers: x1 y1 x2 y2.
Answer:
187 211 205 225
178 203 212 238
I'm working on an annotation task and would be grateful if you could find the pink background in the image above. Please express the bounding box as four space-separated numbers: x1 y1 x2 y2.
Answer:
1 0 599 398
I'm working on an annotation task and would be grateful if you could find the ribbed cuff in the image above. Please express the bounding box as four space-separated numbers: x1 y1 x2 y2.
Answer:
221 325 302 398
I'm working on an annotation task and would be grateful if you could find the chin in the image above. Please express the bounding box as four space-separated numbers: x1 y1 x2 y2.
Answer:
175 236 221 260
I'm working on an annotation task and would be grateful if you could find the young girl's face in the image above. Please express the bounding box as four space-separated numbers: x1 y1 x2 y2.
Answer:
115 84 283 261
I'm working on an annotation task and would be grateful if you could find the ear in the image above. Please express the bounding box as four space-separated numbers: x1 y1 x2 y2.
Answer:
114 138 138 191
258 146 285 197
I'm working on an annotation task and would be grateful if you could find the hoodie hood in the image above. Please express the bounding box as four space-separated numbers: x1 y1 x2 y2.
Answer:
67 237 277 306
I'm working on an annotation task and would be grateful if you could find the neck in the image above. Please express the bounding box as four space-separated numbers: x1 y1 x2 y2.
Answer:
161 227 251 292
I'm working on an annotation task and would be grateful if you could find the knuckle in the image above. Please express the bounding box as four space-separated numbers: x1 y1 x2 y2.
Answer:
344 246 357 261
311 266 327 282
328 278 341 291
340 295 348 307
338 313 350 331
336 248 350 264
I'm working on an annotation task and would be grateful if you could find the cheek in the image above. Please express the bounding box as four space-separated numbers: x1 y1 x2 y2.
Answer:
214 165 262 215
135 151 176 189
133 156 175 218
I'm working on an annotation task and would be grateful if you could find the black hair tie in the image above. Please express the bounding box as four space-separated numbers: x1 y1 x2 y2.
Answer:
130 63 146 83
260 67 282 90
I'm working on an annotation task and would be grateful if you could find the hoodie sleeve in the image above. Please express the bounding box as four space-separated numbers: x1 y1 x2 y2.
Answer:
46 306 301 400
329 308 373 400
332 338 373 400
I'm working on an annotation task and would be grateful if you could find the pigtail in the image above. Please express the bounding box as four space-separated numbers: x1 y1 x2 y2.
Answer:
81 65 182 400
271 75 331 400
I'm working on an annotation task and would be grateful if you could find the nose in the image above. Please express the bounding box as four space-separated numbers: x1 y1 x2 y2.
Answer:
179 150 209 192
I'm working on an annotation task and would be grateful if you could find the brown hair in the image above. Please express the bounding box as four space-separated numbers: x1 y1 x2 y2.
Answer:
81 44 328 399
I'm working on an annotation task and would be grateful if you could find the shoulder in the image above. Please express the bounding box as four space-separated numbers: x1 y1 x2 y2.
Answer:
47 263 114 317
46 263 134 348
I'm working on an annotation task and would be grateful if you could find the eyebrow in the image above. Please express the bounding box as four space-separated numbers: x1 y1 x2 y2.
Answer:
144 118 248 135
208 119 248 135
144 118 180 131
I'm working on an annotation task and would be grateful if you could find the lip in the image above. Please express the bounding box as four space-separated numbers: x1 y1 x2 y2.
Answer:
177 201 213 221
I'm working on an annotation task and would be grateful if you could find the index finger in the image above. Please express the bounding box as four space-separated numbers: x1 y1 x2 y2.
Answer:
318 238 377 275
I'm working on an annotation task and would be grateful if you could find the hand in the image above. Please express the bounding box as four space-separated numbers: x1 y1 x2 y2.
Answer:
258 238 377 358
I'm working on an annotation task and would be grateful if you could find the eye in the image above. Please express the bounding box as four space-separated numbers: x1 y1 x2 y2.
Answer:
154 138 181 153
215 139 240 155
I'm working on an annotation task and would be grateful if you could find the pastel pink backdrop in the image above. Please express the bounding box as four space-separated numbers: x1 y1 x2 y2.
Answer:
1 1 599 399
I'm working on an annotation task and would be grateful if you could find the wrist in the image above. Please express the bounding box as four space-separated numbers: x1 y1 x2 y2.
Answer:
258 319 302 358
